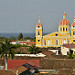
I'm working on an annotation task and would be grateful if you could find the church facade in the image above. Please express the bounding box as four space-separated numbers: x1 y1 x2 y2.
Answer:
36 13 75 47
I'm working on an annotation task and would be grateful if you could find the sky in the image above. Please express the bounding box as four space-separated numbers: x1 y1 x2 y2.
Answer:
0 0 75 33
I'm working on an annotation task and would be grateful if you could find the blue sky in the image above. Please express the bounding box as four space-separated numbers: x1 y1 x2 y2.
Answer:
0 0 75 33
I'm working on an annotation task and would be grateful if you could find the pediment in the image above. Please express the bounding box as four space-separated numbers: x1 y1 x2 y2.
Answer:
43 31 68 37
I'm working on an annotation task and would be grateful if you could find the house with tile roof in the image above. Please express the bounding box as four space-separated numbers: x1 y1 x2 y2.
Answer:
7 60 40 69
7 60 40 75
61 44 75 55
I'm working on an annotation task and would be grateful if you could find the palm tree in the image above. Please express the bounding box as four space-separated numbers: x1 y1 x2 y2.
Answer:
28 45 40 54
0 39 15 70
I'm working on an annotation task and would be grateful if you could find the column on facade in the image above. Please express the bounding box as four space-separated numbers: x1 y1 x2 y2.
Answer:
66 38 67 44
62 38 63 45
50 38 52 45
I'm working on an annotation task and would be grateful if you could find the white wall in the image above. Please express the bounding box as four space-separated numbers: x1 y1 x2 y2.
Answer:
11 42 16 44
61 46 69 55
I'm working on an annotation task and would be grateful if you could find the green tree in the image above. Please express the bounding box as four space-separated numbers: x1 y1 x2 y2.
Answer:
0 39 15 70
24 36 32 40
66 52 74 59
17 33 23 40
9 36 16 41
0 37 8 42
66 49 74 59
28 45 40 54
32 37 36 42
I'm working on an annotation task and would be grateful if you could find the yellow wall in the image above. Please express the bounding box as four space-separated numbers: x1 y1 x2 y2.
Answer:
58 25 70 35
36 20 75 47
36 26 42 46
71 29 75 36
36 30 75 47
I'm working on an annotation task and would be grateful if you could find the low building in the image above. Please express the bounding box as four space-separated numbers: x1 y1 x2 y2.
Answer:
11 41 17 45
7 60 40 75
20 41 36 46
61 44 75 55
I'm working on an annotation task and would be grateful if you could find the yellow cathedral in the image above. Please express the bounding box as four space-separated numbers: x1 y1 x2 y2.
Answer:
36 13 75 47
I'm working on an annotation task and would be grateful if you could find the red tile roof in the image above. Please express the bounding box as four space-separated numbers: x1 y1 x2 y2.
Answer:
8 60 39 69
62 44 75 48
72 22 75 26
27 60 40 68
12 66 27 74
20 42 35 44
36 23 42 27
59 19 70 25
63 13 66 16
12 41 16 42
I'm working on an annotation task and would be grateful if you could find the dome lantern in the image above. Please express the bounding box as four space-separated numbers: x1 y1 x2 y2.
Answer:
59 13 70 25
38 18 40 23
63 12 66 19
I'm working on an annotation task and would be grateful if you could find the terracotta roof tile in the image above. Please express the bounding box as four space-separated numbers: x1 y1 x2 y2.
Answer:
36 23 42 27
7 60 39 69
62 44 75 48
20 42 35 44
72 22 75 26
59 19 70 25
12 66 27 74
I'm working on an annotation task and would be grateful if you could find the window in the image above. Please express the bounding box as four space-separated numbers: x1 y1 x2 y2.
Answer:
67 52 69 55
44 40 46 45
60 28 62 31
73 26 75 28
73 40 75 42
55 34 58 36
64 40 65 44
66 28 67 31
38 40 40 42
68 40 69 44
73 31 75 35
38 26 40 28
38 31 40 35
63 28 65 31
55 40 58 45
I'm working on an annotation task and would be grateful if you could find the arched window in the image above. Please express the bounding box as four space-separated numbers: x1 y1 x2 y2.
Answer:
66 28 67 31
60 28 62 31
44 40 46 45
63 28 65 31
55 40 58 45
73 40 75 42
64 40 65 44
38 40 40 42
68 40 69 44
73 26 75 28
38 31 40 35
73 31 75 35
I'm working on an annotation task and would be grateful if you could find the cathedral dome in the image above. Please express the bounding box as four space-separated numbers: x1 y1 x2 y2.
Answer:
59 13 70 25
72 22 75 27
72 18 75 27
59 19 70 25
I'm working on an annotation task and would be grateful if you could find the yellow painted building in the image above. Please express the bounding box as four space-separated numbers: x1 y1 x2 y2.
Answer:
36 13 75 47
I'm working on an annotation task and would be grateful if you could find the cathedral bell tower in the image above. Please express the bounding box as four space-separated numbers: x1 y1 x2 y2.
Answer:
71 17 75 36
36 19 43 46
